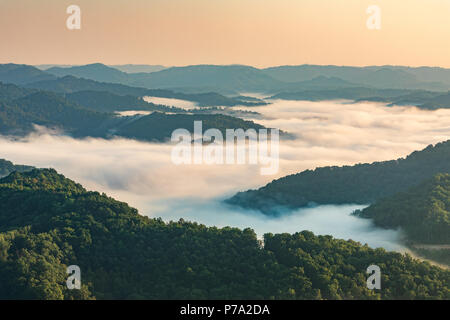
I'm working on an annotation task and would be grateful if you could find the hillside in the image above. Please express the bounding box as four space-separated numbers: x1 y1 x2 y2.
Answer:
0 82 36 102
0 91 113 136
65 91 158 113
0 159 34 178
47 63 129 84
116 112 270 142
0 168 448 299
0 87 272 142
0 64 55 85
227 141 450 214
25 74 261 107
355 174 450 244
262 65 450 91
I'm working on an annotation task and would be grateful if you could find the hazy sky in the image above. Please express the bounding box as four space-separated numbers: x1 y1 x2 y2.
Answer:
1 0 449 67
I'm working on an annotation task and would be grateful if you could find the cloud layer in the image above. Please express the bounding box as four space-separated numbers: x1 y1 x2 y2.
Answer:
1 100 449 251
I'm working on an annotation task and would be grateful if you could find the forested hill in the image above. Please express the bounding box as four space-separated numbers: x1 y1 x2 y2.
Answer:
116 112 272 142
0 168 448 299
0 159 34 178
0 83 273 142
227 140 450 214
356 174 450 244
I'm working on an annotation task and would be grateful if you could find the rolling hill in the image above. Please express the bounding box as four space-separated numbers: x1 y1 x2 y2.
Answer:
355 174 450 244
0 159 34 178
0 168 447 299
227 141 450 214
0 64 56 85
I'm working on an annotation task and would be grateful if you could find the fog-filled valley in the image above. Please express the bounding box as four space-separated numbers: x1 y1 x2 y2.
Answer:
1 98 449 252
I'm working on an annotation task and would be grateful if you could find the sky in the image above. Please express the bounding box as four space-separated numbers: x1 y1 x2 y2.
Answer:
1 0 449 67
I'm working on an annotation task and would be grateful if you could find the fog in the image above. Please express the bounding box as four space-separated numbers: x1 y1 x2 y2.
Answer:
143 96 198 109
1 99 449 251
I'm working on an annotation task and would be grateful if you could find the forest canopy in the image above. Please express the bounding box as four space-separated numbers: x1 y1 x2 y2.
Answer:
0 168 448 300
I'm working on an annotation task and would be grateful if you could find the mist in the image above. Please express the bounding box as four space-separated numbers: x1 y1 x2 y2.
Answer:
143 96 198 109
1 99 449 252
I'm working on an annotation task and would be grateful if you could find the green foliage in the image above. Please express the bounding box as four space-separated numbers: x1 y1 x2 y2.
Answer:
0 169 448 300
413 249 450 267
228 141 450 214
0 159 34 178
357 174 450 244
0 91 112 136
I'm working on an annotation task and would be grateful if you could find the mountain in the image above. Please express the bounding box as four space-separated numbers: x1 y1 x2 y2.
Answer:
0 91 113 136
271 87 450 110
0 64 56 85
128 65 284 93
65 90 158 113
0 168 447 299
227 140 450 214
115 112 270 142
0 159 34 178
25 75 262 107
0 82 36 102
355 174 450 244
110 64 167 74
0 86 272 142
46 63 130 84
6 63 450 96
141 90 267 107
420 92 450 110
263 65 450 91
270 87 412 101
44 63 284 94
25 75 150 96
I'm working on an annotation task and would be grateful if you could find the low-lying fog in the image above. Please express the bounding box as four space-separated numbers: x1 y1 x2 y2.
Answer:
1 99 450 251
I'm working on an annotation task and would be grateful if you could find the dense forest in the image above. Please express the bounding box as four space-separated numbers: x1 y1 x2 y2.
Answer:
0 168 448 300
355 174 450 244
0 159 33 178
228 140 450 214
116 112 270 142
0 82 271 142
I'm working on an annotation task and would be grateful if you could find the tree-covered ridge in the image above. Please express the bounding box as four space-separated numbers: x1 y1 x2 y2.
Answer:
0 169 85 194
0 159 34 178
24 73 266 107
0 90 113 137
0 82 36 102
356 174 450 244
116 112 272 142
0 168 448 300
0 84 273 142
227 140 450 214
65 90 159 113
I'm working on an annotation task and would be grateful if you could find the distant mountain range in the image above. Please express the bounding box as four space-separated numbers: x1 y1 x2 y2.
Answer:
2 62 450 109
42 63 450 93
0 159 33 178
